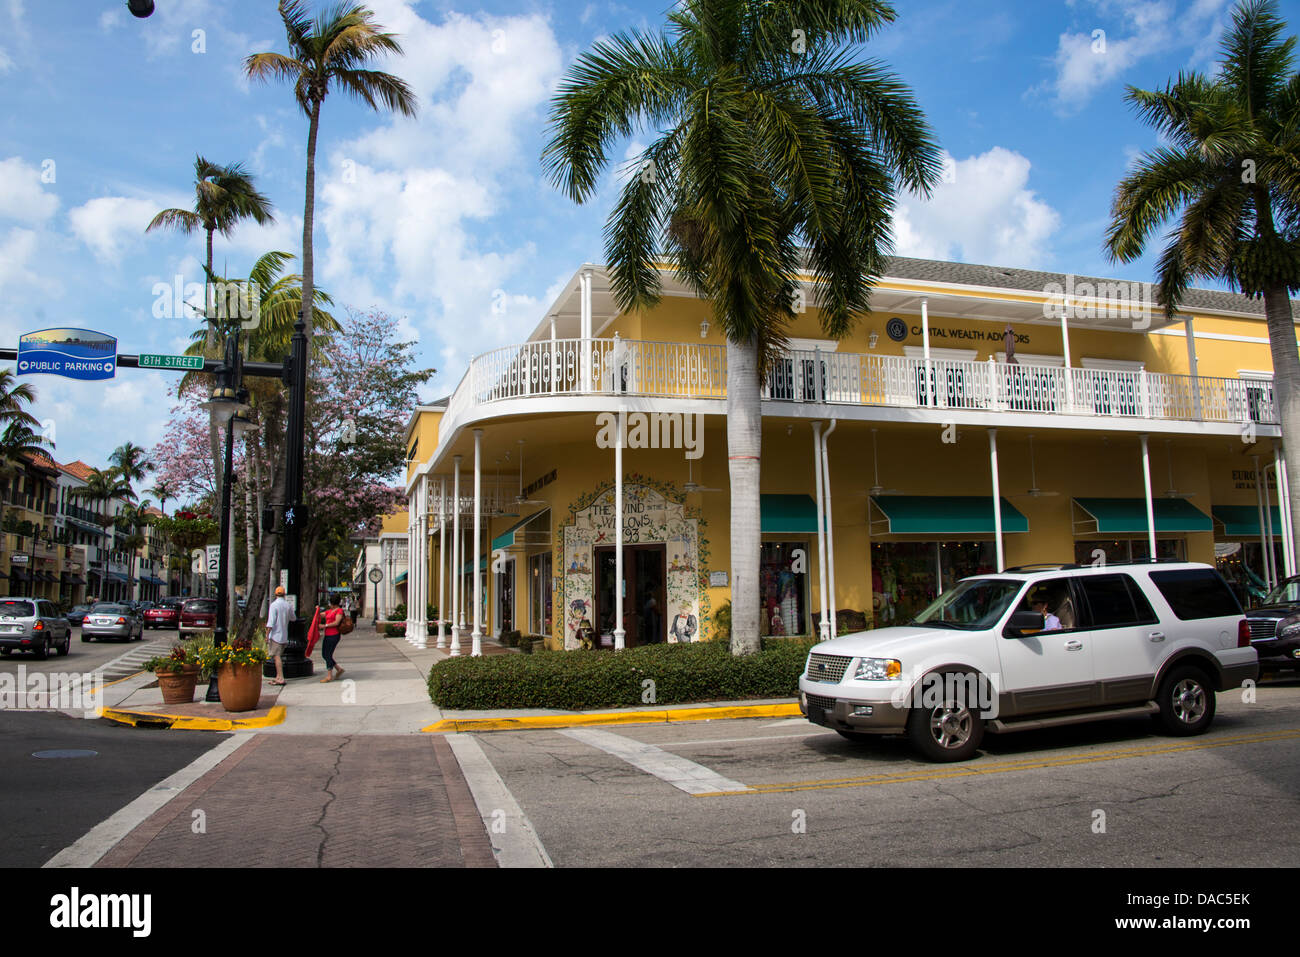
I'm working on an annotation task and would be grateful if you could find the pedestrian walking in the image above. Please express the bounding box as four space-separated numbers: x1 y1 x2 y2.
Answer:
320 595 346 683
266 585 294 686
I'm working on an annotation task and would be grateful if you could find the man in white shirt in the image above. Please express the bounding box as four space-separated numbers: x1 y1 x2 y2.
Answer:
266 585 294 686
1032 599 1062 631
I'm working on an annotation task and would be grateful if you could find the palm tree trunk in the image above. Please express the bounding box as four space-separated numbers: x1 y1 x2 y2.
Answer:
244 459 256 603
1263 283 1300 565
236 458 286 644
727 338 762 655
300 100 321 345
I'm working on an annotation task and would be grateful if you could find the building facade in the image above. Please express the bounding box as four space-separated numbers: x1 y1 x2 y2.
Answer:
398 257 1296 653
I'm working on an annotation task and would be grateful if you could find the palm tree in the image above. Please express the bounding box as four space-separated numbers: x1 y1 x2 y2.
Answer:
115 503 149 604
245 0 417 346
72 467 133 600
543 0 940 653
0 372 51 574
148 480 175 517
109 442 152 502
1105 0 1300 556
146 156 276 354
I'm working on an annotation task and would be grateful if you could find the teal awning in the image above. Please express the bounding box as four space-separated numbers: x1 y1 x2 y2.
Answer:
1073 497 1212 534
870 496 1029 535
1213 505 1283 538
761 494 820 534
492 509 549 551
393 571 408 585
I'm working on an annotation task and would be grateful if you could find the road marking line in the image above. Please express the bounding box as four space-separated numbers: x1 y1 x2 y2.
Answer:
560 727 753 795
446 733 553 868
658 729 835 748
691 728 1300 797
42 734 253 868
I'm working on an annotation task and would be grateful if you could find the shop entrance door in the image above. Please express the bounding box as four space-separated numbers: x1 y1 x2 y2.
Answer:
594 544 666 647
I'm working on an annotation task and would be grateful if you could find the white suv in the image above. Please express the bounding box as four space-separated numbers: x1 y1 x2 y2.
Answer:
799 562 1258 762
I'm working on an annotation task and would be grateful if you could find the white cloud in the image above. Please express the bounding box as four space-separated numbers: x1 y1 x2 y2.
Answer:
68 196 160 262
0 48 12 73
0 227 57 295
0 156 59 224
99 9 122 32
891 148 1061 269
1040 0 1229 112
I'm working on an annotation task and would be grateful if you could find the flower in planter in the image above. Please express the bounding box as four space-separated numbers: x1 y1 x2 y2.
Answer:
144 644 198 674
196 634 269 671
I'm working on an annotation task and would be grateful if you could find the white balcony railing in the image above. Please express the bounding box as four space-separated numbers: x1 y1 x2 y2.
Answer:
438 339 1277 444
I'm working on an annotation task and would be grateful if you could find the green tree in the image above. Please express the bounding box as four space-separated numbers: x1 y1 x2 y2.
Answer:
71 467 133 599
244 0 417 346
109 442 152 502
0 372 53 573
1106 0 1300 557
542 0 940 653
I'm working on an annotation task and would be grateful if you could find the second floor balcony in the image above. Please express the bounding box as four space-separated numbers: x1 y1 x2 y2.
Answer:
441 338 1278 441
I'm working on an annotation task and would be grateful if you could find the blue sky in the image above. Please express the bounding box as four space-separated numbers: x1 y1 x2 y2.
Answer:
0 0 1296 476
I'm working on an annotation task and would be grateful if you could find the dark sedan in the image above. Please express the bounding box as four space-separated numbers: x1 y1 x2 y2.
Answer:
1244 576 1300 674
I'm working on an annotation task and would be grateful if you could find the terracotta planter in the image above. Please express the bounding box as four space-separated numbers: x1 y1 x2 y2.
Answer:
157 664 200 705
217 662 263 713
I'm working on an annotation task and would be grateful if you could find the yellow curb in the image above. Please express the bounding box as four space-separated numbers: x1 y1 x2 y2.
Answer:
422 702 801 733
99 705 286 731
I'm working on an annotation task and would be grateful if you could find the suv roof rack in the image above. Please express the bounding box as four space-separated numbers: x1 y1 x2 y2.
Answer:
1001 558 1190 573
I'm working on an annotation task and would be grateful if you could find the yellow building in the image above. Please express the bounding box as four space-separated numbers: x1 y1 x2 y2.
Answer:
397 257 1296 652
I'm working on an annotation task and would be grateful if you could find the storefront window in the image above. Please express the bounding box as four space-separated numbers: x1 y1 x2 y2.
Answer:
1216 541 1286 607
529 552 552 637
1072 539 1185 567
760 541 807 636
871 541 997 625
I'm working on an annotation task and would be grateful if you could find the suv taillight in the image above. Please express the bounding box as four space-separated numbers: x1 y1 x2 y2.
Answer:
1238 619 1251 648
33 620 44 631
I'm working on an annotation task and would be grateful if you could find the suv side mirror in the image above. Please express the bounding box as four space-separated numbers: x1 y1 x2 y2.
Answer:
1004 609 1045 636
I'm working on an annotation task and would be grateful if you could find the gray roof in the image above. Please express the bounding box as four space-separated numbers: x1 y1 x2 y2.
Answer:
880 256 1299 319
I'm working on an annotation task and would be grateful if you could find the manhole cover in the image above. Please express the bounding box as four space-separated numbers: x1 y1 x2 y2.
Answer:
31 749 98 759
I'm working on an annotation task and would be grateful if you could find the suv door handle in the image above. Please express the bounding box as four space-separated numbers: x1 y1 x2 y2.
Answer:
1064 640 1084 651
1148 632 1166 642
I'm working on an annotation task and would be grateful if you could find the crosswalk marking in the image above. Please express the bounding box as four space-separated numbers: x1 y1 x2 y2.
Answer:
559 727 753 795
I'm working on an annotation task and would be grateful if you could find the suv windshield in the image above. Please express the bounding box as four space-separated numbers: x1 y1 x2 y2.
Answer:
911 578 1024 630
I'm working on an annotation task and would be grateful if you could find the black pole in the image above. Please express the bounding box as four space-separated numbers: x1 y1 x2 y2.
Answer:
204 408 237 703
271 311 313 679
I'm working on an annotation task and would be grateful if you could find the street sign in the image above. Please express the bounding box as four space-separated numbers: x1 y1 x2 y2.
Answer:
206 544 221 580
279 569 289 591
138 353 203 370
17 328 116 380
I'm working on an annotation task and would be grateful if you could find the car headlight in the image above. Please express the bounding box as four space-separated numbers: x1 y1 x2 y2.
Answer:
1277 615 1300 638
854 657 902 680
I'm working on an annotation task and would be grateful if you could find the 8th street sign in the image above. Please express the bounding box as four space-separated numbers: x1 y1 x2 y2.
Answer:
138 353 203 370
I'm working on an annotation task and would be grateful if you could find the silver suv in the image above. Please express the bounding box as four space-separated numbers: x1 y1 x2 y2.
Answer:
800 562 1259 762
0 597 72 659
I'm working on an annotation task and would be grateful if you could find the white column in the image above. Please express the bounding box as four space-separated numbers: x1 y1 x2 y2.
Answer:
990 428 1004 572
1254 456 1271 589
812 421 829 641
413 475 428 649
437 475 447 648
821 420 838 637
614 408 626 650
920 297 933 407
580 270 593 393
1140 434 1157 560
472 429 484 657
550 315 558 395
405 496 416 639
1264 462 1279 584
449 456 462 656
1278 451 1296 576
1061 302 1074 409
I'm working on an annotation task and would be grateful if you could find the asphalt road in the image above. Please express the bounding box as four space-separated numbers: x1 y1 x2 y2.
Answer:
0 710 226 867
469 675 1300 867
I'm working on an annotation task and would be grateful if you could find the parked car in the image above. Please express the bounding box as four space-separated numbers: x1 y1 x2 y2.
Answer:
80 603 144 642
0 597 72 659
800 562 1258 762
66 604 93 627
179 598 218 637
144 598 183 630
1243 574 1300 675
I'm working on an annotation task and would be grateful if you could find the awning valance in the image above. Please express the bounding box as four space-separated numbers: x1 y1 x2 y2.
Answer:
9 569 30 582
760 494 820 534
492 509 549 551
393 571 408 586
870 496 1029 536
1072 497 1213 534
1212 505 1283 538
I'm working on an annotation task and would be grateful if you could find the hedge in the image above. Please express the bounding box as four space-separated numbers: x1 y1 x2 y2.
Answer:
427 636 815 710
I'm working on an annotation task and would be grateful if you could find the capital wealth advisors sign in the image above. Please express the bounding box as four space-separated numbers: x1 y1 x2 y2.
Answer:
17 328 116 380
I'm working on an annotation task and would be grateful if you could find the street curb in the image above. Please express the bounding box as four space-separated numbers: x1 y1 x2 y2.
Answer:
422 702 801 733
97 704 286 731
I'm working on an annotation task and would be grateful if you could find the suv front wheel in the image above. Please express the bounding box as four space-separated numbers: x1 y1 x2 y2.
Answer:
1155 664 1216 736
907 683 985 762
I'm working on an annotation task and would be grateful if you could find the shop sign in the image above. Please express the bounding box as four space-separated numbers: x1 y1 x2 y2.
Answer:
17 328 117 380
910 324 1030 344
709 570 729 587
1231 469 1277 490
11 554 29 564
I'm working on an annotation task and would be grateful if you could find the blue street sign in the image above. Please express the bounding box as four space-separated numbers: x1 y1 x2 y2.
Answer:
16 327 117 380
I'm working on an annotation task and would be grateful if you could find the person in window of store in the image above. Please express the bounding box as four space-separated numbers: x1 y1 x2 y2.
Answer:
1032 598 1062 631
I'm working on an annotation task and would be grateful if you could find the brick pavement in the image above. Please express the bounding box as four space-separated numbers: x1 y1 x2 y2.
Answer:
96 733 496 868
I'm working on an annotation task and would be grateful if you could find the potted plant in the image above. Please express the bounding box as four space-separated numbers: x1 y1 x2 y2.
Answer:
144 644 201 705
196 635 269 713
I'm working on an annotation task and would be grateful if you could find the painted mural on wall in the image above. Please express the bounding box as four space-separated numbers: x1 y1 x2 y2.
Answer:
557 475 709 650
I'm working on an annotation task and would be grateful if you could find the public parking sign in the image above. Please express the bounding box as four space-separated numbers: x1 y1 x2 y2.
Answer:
17 328 116 380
